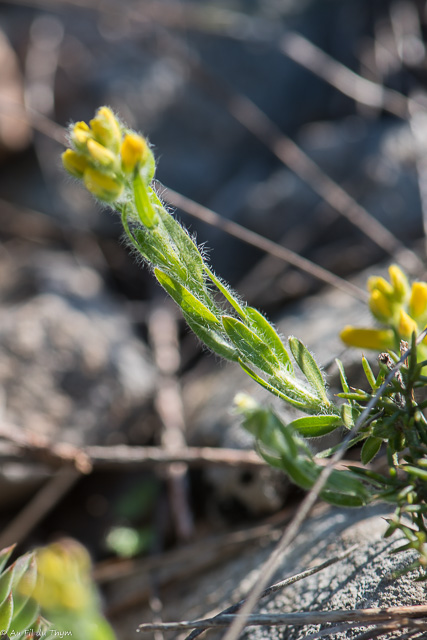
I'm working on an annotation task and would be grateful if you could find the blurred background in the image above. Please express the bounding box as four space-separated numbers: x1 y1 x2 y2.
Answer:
1 0 427 635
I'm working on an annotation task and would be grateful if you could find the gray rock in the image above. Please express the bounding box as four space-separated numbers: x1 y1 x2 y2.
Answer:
132 505 426 640
0 250 157 447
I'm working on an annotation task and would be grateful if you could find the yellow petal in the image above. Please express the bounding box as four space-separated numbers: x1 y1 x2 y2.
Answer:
121 133 148 173
83 167 123 202
369 289 393 321
388 265 409 302
367 276 393 296
86 138 117 168
409 282 427 320
61 149 88 178
398 308 418 339
340 326 395 351
90 106 122 153
71 121 91 149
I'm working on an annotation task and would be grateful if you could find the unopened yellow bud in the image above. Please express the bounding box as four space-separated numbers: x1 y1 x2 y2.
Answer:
71 121 92 149
121 133 148 173
389 265 409 302
409 282 427 320
84 167 123 202
369 289 393 321
398 308 418 339
61 149 88 178
86 138 117 168
340 326 395 351
367 276 394 297
90 106 122 153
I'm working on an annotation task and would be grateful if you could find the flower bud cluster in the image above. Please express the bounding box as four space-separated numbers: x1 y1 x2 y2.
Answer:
62 107 153 203
341 265 427 354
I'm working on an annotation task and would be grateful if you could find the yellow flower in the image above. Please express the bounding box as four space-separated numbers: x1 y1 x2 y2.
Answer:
90 106 122 153
83 167 123 202
369 289 393 322
86 138 117 168
367 276 394 297
71 121 92 149
409 282 427 320
121 133 148 173
398 308 419 339
61 149 89 178
388 264 409 302
32 540 93 613
340 326 395 351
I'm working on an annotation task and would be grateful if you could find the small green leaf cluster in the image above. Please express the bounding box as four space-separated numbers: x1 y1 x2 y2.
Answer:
0 544 46 639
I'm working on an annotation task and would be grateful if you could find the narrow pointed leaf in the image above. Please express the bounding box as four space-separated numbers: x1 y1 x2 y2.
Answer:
0 545 15 574
0 591 13 633
222 316 279 375
289 337 329 403
288 415 342 438
157 200 205 286
14 556 37 616
244 307 293 372
361 436 383 465
335 358 350 394
11 554 32 589
9 597 39 635
133 172 158 228
184 314 238 361
155 269 220 327
238 360 308 410
206 267 246 319
362 356 377 390
0 565 14 606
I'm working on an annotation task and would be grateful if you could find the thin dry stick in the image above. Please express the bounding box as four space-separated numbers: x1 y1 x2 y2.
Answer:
0 466 80 549
184 544 358 640
162 187 367 302
138 605 427 633
149 304 194 541
0 422 267 469
220 330 427 640
278 30 408 118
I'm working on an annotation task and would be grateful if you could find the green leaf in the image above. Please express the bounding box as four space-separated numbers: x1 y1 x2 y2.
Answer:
288 337 329 403
11 554 32 590
361 436 383 465
288 415 342 438
13 556 37 617
222 316 279 375
133 172 158 228
155 199 205 286
0 592 13 633
132 227 183 275
206 267 246 319
402 465 427 481
244 307 293 373
9 597 39 635
155 269 220 327
238 360 308 410
0 565 14 606
335 358 350 394
320 490 367 508
184 314 238 361
341 403 360 429
0 545 15 574
362 356 377 390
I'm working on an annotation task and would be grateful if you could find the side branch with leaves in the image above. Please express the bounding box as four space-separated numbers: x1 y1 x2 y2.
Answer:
62 106 427 577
